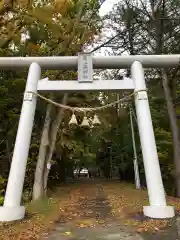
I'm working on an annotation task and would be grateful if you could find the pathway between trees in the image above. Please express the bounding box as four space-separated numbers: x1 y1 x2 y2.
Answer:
1 180 179 239
41 181 143 240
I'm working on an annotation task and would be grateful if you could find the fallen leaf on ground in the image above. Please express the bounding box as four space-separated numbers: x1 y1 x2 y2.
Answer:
64 231 72 236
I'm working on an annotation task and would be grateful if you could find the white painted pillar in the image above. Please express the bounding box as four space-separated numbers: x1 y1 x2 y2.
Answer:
129 107 141 190
131 61 175 219
0 63 41 221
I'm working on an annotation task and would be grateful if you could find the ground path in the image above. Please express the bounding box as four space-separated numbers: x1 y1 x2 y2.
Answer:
1 179 179 239
41 181 143 240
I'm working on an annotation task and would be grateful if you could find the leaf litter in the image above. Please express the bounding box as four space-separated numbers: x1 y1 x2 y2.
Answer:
0 182 180 239
103 182 180 234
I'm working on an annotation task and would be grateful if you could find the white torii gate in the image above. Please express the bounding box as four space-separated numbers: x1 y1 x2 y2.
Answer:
0 53 178 222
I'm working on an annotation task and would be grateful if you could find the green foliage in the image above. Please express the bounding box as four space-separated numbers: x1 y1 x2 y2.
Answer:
0 176 6 205
0 0 102 197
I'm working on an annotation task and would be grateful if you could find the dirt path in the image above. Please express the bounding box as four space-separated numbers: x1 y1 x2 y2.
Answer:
41 183 143 240
0 180 179 239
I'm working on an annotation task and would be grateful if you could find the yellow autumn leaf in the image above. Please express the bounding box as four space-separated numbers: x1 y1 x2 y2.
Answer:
53 0 72 15
64 231 72 236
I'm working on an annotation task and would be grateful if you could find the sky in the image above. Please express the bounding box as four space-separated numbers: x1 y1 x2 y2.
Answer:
99 0 119 16
90 0 119 56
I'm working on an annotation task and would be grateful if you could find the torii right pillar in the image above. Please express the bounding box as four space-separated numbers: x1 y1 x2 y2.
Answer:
131 61 175 218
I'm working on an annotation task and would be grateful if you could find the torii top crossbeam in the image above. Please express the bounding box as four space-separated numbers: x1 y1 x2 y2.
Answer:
0 54 180 70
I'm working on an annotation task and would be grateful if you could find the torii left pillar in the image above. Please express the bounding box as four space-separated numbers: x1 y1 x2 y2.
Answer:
0 63 41 221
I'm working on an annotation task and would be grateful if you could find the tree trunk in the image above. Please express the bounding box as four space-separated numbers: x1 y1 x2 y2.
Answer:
151 1 180 196
32 104 52 200
43 94 68 193
161 70 180 196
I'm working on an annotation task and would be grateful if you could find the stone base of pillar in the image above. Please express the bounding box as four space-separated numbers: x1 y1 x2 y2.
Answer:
0 206 25 221
143 205 175 219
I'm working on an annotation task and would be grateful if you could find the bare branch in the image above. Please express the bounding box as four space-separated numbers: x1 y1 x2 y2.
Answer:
152 0 163 20
90 33 121 53
154 0 163 13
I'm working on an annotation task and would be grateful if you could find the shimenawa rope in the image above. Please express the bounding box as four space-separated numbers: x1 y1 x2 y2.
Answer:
26 89 147 113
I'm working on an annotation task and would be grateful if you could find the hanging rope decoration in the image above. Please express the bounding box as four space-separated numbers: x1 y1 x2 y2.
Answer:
69 113 78 126
80 115 89 128
27 89 147 128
